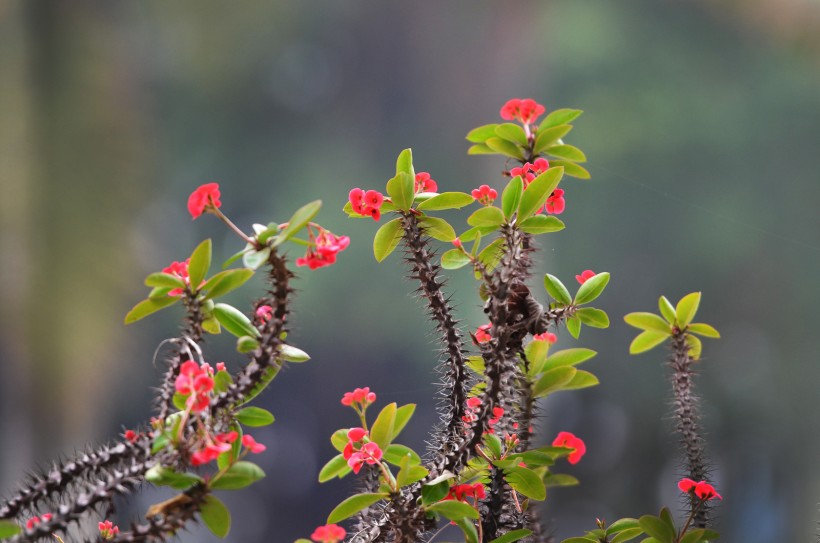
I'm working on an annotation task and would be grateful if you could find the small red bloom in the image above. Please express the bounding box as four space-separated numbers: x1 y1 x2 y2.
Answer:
216 362 226 372
26 514 52 530
347 441 383 474
533 332 557 344
474 323 492 344
500 98 546 125
163 259 190 297
216 431 239 444
311 524 346 543
679 478 722 501
98 520 120 540
242 434 266 454
349 187 385 221
296 226 350 270
545 188 566 215
347 427 368 442
123 429 138 443
445 483 486 502
575 269 596 285
187 183 222 219
471 185 498 206
509 157 550 187
255 305 273 322
452 238 463 249
341 387 377 408
552 431 586 464
414 172 438 193
466 397 481 409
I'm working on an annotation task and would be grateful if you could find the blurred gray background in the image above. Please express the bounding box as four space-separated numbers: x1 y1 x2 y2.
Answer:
1 1 819 541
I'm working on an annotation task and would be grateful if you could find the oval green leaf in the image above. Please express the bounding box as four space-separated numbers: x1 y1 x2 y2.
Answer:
686 334 703 361
501 176 524 219
544 274 572 305
441 249 471 269
504 465 547 500
279 344 310 363
327 493 386 524
466 123 500 143
519 215 565 234
395 148 414 177
188 239 212 290
386 172 414 211
563 370 600 390
318 454 351 482
545 144 587 162
566 315 581 339
658 296 677 323
236 406 275 427
202 269 254 300
373 218 404 262
551 160 591 179
675 292 701 327
544 348 597 369
687 323 720 338
533 366 578 397
124 296 180 324
489 529 533 543
0 520 21 539
638 515 676 543
534 124 572 153
574 272 610 305
213 303 259 338
201 495 231 538
144 272 186 289
495 123 528 146
623 312 671 333
629 330 670 355
576 307 609 328
277 200 322 244
467 206 505 227
391 403 416 440
243 247 271 270
426 500 479 521
210 461 265 490
418 216 456 242
369 402 397 449
485 137 524 159
416 192 474 211
518 167 563 221
539 108 583 129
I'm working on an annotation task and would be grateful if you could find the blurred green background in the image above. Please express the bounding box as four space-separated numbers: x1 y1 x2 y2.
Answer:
1 1 819 541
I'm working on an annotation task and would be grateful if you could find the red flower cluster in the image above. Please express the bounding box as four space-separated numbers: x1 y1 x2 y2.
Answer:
474 323 492 344
163 259 190 297
500 98 546 125
533 332 557 344
510 158 550 186
414 172 438 193
98 520 120 540
341 387 377 408
349 188 385 220
311 524 346 543
191 432 236 466
471 185 497 206
486 405 505 434
678 478 722 501
175 360 215 412
545 188 566 215
575 269 596 284
343 428 383 474
26 514 52 530
462 397 482 426
552 431 586 464
187 183 222 219
445 483 486 502
296 226 350 270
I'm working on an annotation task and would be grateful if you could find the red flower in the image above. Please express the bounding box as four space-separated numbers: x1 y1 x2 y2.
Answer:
471 185 498 206
187 183 222 219
311 524 346 543
500 98 546 125
341 387 377 408
216 362 226 372
509 158 550 187
191 441 229 466
216 431 239 444
242 434 266 454
474 323 492 344
296 226 350 270
163 259 190 297
552 431 586 464
575 269 596 284
26 514 52 530
347 441 383 474
414 172 438 193
349 188 385 220
347 427 368 442
545 188 565 215
174 360 214 413
123 429 138 443
98 520 120 540
679 478 722 501
255 305 273 322
533 332 557 343
445 483 486 502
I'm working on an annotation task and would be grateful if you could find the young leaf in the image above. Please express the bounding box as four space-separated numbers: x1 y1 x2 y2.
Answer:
236 406 275 427
525 339 550 376
685 334 703 360
277 200 322 244
566 315 581 339
466 123 500 143
425 500 479 521
391 404 416 440
519 215 565 234
576 307 609 328
416 192 474 211
533 366 578 397
373 218 404 262
236 335 260 353
518 167 563 221
210 461 266 490
421 471 456 505
495 123 528 146
574 272 610 305
395 148 415 178
459 225 498 242
441 249 471 270
213 303 259 338
562 370 600 390
629 330 670 354
545 144 587 162
279 344 310 363
551 160 591 179
243 247 271 270
488 529 533 543
544 274 573 305
201 495 231 538
455 517 479 543
501 176 524 219
468 143 496 155
542 473 579 487
676 292 702 327
144 272 186 289
610 528 644 543
318 454 351 482
467 206 505 227
202 316 221 334
540 108 583 129
503 465 547 500
606 518 641 535
327 493 386 524
485 137 524 159
383 443 422 466
148 286 173 299
386 172 414 212
418 216 456 242
477 238 505 271
687 323 720 338
124 296 180 324
623 312 670 333
0 520 21 538
658 295 677 323
534 124 572 153
638 514 676 543
395 455 428 488
201 269 254 300
544 348 597 369
370 402 397 449
188 239 212 289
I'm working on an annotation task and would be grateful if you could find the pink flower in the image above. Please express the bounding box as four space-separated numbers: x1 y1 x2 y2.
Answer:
341 387 377 408
509 158 550 187
255 305 273 322
216 431 239 444
98 520 120 540
347 427 368 442
174 360 214 413
349 187 385 220
575 269 596 284
216 362 226 372
26 514 52 530
414 172 438 193
552 431 586 464
191 442 227 466
311 524 347 543
471 185 498 206
187 183 222 219
474 323 492 344
533 332 557 343
242 434 266 454
500 98 546 125
163 259 190 297
347 441 383 474
679 478 722 501
545 188 565 215
296 226 351 270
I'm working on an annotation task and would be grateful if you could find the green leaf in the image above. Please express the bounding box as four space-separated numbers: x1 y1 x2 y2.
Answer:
145 466 204 490
202 316 221 334
504 465 547 500
145 272 186 289
687 323 720 338
566 315 581 339
0 520 21 538
383 443 422 466
466 123 500 143
544 274 573 305
545 144 587 162
658 296 677 323
574 272 610 305
501 176 524 219
318 454 351 482
236 335 260 353
210 461 266 490
560 538 598 543
624 312 671 333
370 402 397 449
373 218 404 262
441 249 471 270
638 514 676 543
421 471 456 505
525 339 549 376
201 269 254 300
459 225 498 242
681 529 720 543
534 124 572 153
201 495 231 538
279 344 310 363
327 493 386 524
495 123 528 146
124 296 180 324
237 366 279 406
576 307 609 328
489 529 533 543
533 366 577 397
629 330 670 354
172 392 187 410
611 528 644 543
542 473 579 487
466 355 485 373
330 429 349 452
148 286 173 299
485 137 524 159
563 370 600 390
477 238 505 271
213 370 232 394
387 172 414 212
417 192 475 211
676 292 701 327
213 303 259 338
188 239 212 290
243 247 271 270
551 160 591 179
419 216 456 242
467 206 505 227
426 500 479 521
277 200 322 244
468 143 496 155
395 148 415 178
236 406 275 427
483 433 503 459
518 167 563 221
686 334 703 360
456 517 479 543
540 108 583 129
391 404 416 440
606 519 641 535
396 455 428 487
519 215 565 234
544 348 597 369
